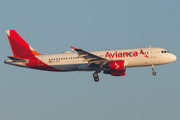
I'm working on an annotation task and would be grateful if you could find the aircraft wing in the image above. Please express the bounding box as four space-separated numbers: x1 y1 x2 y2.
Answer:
71 46 107 65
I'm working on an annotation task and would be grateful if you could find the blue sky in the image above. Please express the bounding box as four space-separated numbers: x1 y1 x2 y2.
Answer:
0 0 180 120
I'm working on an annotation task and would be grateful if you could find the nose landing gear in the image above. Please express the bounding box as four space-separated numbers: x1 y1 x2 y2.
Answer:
152 65 156 76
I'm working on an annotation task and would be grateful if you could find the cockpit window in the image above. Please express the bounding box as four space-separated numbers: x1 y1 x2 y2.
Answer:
161 51 169 53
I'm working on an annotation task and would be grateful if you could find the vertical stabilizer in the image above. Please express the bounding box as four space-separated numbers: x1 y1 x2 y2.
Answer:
6 30 42 58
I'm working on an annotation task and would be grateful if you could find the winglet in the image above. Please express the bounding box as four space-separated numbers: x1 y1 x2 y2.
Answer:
70 46 76 51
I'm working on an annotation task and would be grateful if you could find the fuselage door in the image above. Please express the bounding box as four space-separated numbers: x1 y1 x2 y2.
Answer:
150 48 156 58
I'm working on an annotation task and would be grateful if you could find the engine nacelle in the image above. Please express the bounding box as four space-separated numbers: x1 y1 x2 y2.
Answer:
104 70 126 76
103 60 126 76
108 60 125 70
110 70 126 76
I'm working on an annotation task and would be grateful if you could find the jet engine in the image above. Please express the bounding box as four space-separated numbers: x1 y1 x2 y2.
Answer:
103 60 126 76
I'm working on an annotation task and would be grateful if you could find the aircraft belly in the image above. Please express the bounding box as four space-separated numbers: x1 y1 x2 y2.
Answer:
51 64 79 71
50 64 91 71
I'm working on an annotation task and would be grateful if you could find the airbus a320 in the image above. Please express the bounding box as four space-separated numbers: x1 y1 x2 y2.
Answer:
4 30 177 82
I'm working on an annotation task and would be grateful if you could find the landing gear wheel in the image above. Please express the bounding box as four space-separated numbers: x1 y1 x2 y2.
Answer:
93 72 98 78
152 71 156 76
93 71 101 82
94 77 99 82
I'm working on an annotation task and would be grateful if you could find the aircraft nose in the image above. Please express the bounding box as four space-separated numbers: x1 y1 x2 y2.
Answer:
171 54 177 62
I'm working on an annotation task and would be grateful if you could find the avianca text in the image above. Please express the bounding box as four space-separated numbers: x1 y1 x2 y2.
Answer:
105 51 138 58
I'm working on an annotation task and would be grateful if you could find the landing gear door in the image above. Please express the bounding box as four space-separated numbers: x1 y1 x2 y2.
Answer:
150 48 156 58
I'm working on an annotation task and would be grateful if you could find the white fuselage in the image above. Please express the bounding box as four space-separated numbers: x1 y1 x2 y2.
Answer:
33 47 176 71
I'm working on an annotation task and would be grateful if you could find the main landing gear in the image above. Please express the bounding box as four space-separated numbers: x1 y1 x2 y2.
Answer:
152 65 156 76
93 71 101 82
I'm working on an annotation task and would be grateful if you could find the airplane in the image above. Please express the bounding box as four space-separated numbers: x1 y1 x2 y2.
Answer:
4 30 177 82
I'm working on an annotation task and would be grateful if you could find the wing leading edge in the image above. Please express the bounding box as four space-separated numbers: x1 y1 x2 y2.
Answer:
70 46 107 66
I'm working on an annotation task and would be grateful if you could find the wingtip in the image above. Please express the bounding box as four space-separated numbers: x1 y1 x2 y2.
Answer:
70 46 76 51
70 46 76 50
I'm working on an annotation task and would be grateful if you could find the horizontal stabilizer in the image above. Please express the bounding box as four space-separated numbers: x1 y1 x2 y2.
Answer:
7 56 27 62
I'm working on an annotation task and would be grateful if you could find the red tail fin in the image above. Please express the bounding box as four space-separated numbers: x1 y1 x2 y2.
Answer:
6 30 42 58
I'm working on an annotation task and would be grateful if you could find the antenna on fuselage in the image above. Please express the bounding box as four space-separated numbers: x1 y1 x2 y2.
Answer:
149 45 151 48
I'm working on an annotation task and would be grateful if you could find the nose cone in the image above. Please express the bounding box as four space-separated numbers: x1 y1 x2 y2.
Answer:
171 54 177 62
